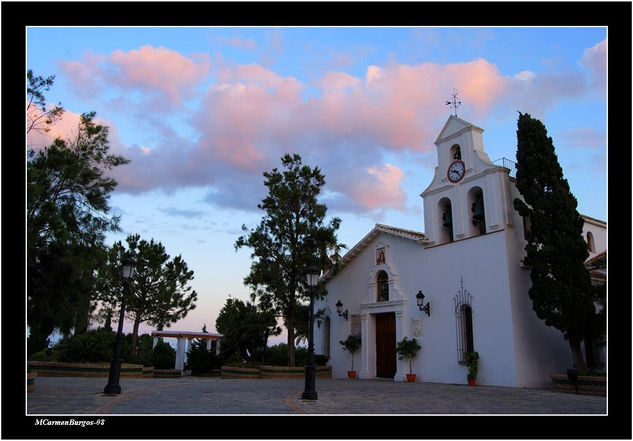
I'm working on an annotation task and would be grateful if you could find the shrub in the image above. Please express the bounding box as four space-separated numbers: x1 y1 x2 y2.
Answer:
55 329 116 363
314 354 330 365
464 351 479 380
186 339 220 374
255 343 329 366
340 335 362 371
151 340 176 369
28 349 56 362
395 337 421 375
124 333 154 366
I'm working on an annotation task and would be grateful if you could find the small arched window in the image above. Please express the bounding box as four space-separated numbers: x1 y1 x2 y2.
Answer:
587 232 595 253
377 271 389 302
454 279 474 364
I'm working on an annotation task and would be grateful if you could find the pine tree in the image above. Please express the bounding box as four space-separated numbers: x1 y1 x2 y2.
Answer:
234 154 344 366
185 325 218 374
513 112 595 373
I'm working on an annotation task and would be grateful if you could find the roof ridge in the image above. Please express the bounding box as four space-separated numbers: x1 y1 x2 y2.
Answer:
375 223 426 235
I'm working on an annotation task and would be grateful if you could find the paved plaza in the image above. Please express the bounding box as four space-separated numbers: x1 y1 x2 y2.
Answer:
27 376 606 415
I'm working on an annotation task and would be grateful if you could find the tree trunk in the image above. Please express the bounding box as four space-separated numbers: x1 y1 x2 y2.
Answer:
286 294 296 366
569 339 586 374
287 324 295 366
130 315 141 356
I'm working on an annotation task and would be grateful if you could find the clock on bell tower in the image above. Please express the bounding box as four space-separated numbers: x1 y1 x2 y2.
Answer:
420 115 517 246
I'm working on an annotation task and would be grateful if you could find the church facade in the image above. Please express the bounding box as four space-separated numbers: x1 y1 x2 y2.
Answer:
313 115 606 388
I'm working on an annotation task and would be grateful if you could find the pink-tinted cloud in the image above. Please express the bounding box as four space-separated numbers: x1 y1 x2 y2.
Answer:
60 45 210 108
51 49 598 215
107 45 210 105
348 164 407 211
27 107 83 149
579 39 606 95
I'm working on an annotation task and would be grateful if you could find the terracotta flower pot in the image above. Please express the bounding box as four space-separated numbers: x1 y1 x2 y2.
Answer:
468 378 476 386
347 370 356 378
406 373 416 382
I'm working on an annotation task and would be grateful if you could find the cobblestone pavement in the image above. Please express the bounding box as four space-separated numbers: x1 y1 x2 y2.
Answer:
27 376 606 415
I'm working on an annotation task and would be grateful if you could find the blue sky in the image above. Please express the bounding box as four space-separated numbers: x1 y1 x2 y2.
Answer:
27 26 607 344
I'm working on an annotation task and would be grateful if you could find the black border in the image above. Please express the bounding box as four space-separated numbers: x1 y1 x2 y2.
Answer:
5 1 631 439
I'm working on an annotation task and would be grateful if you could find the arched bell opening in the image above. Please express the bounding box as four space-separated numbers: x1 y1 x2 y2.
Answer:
468 187 486 237
450 144 462 160
438 197 453 243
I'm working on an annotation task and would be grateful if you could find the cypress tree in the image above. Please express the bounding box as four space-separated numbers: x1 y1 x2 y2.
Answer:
513 112 595 374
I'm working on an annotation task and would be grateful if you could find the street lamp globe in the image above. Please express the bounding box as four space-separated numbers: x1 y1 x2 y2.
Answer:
122 256 136 279
306 265 320 287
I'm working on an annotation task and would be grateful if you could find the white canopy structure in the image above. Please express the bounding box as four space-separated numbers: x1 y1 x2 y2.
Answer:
151 330 222 371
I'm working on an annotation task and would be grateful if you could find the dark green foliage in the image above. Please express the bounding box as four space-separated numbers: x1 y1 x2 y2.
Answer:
27 69 64 136
252 343 329 366
27 330 156 365
42 329 116 363
464 351 480 380
215 298 280 363
125 333 154 366
235 154 345 366
340 335 361 371
513 112 595 373
27 71 129 354
28 348 58 362
395 337 421 374
151 340 176 369
95 234 198 356
186 338 220 374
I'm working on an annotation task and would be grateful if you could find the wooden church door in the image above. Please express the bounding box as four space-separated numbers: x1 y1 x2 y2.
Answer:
375 312 396 378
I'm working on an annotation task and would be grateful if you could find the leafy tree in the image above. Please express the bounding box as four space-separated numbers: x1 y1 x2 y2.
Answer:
235 153 345 366
215 297 280 363
513 112 595 374
95 234 198 355
27 71 129 353
27 69 64 139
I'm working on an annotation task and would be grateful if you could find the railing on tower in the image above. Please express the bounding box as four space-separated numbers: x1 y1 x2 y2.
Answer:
493 157 517 178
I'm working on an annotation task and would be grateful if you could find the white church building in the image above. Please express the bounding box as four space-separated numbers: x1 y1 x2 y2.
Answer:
314 115 606 388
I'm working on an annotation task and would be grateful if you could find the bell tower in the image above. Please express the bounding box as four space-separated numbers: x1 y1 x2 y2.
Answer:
421 114 515 246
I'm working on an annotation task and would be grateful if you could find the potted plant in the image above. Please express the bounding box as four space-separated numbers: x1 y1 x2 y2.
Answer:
395 337 421 382
339 335 361 378
464 351 479 386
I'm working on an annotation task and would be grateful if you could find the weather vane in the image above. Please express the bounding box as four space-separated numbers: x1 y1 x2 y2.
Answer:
446 88 462 116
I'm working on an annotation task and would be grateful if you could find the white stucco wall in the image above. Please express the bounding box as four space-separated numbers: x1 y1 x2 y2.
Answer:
314 114 606 389
316 229 526 387
582 216 606 259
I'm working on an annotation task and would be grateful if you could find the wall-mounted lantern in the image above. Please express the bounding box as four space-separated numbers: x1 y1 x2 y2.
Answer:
416 290 430 317
335 300 349 321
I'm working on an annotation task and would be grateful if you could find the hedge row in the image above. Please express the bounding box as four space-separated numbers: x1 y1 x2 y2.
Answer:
221 365 332 379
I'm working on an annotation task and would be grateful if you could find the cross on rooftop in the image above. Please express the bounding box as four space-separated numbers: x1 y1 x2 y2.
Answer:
446 89 462 116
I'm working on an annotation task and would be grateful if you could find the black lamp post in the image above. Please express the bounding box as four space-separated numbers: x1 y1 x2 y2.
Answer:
302 265 320 401
104 256 136 395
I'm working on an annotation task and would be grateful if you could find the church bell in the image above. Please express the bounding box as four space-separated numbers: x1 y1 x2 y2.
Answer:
471 195 485 224
442 207 452 228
